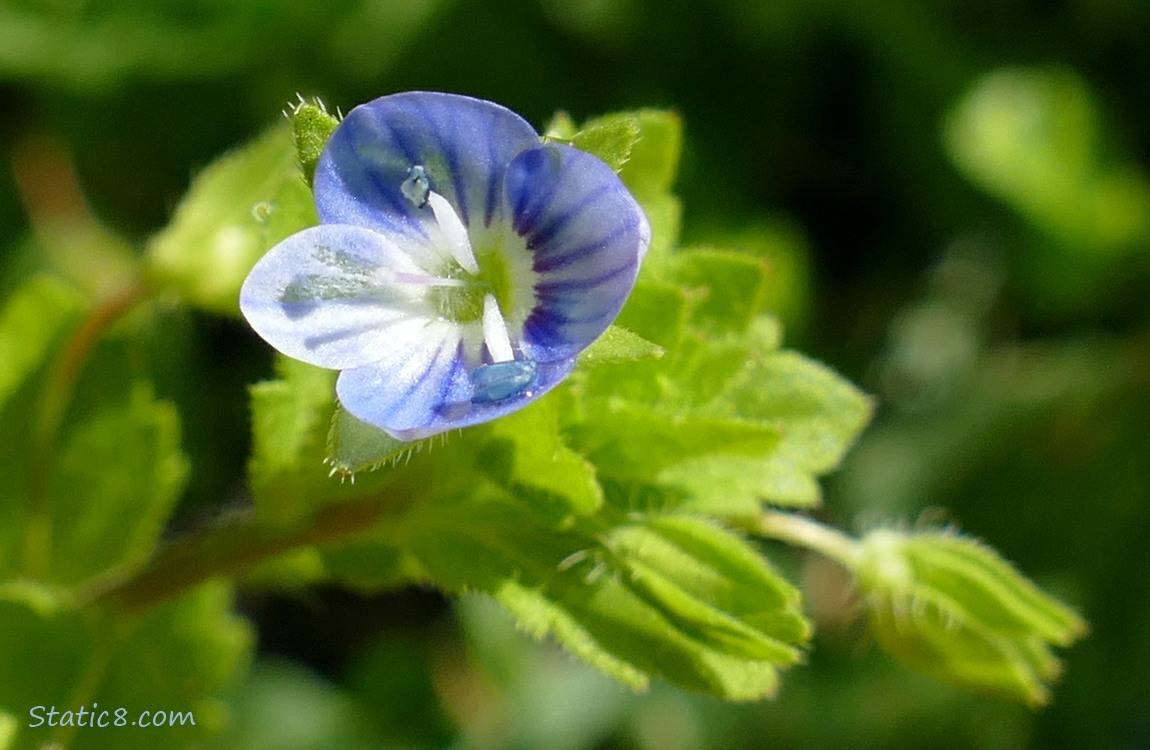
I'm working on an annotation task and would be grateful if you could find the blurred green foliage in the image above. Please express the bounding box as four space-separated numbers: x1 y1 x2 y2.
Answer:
2 0 1149 748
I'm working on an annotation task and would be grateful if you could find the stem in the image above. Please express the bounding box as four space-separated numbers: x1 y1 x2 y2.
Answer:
757 510 862 570
24 281 147 578
77 494 391 612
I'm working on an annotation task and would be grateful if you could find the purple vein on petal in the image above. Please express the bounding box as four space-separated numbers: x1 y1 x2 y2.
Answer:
532 223 634 273
433 122 471 227
532 257 638 294
483 132 502 228
509 150 564 236
525 183 614 251
301 315 421 351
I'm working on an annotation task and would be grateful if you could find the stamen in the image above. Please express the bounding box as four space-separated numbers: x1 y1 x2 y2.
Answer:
427 191 480 275
401 166 430 207
482 293 515 362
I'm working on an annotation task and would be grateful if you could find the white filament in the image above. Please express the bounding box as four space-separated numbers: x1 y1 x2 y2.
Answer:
386 271 467 287
482 293 515 363
427 191 480 275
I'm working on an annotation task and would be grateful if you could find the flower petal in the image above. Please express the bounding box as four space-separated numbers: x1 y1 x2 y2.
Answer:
505 144 651 362
239 224 439 370
314 91 541 243
337 352 577 441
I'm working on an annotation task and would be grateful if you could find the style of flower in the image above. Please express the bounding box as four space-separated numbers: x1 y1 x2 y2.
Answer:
240 92 650 440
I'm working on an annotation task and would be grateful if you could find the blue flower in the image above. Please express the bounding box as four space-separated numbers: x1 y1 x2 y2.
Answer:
240 92 650 440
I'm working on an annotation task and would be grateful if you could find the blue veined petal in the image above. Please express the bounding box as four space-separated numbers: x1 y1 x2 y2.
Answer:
504 144 651 363
314 92 541 242
239 224 439 370
338 354 577 441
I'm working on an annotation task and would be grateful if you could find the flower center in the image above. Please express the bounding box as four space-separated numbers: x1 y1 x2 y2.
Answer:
400 167 537 402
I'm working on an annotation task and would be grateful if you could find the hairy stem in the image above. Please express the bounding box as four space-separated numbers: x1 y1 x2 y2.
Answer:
756 510 862 570
77 495 392 612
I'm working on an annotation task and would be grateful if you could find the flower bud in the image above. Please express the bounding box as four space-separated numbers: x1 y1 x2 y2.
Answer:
855 529 1086 706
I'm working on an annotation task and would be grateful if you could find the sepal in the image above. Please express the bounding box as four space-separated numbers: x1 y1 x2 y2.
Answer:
855 529 1087 706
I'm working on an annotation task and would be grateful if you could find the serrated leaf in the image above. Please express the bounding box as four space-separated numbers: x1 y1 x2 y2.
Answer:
0 276 88 577
616 110 683 198
48 383 189 584
660 454 820 517
247 357 386 524
579 325 665 365
0 274 86 411
479 395 603 520
2 581 251 749
664 334 753 406
571 114 642 172
248 355 458 524
567 401 780 482
670 248 770 334
635 193 683 280
602 516 808 661
614 281 690 349
407 496 807 700
718 350 872 507
147 124 318 316
327 406 416 476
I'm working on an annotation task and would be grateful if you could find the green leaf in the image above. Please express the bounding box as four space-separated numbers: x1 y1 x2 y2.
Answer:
579 325 665 365
48 384 189 584
635 193 683 280
659 455 816 517
1 581 251 749
944 67 1150 255
96 583 253 738
571 113 642 172
407 496 808 700
147 124 318 316
0 274 86 411
614 280 690 350
703 220 814 332
0 276 88 577
207 660 384 750
248 355 447 524
716 350 873 507
567 401 780 483
616 110 683 199
479 395 603 520
602 516 810 656
248 357 341 523
856 529 1087 706
670 248 770 334
320 540 413 592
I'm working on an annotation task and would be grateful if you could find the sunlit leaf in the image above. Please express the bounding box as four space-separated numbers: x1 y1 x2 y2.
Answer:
572 113 642 172
147 124 317 316
49 384 189 584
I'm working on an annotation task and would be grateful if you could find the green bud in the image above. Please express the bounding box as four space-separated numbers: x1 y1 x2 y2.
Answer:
855 529 1087 707
289 96 340 187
